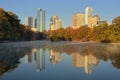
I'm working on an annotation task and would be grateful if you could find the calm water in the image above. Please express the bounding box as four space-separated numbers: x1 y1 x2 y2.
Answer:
0 42 120 80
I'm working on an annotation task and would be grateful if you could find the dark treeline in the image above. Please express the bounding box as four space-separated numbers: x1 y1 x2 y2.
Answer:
0 8 45 42
47 16 120 42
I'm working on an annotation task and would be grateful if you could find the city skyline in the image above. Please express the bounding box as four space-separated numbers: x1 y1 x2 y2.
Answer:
0 0 120 30
25 7 99 31
72 7 100 29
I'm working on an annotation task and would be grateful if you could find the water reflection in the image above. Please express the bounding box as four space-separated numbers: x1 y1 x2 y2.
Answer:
72 52 99 74
0 47 31 76
46 43 120 72
24 48 45 72
0 43 120 79
50 49 62 64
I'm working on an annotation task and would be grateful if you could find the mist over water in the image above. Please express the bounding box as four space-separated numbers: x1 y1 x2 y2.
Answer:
0 42 120 80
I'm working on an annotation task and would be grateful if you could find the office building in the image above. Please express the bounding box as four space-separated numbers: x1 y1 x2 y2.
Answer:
50 16 62 30
37 8 46 32
85 7 100 27
85 7 93 25
72 12 85 29
25 16 36 28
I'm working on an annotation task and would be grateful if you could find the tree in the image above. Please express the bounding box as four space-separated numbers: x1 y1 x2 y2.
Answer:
112 16 120 25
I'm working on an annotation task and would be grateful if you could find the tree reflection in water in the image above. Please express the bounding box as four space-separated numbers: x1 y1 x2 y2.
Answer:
0 46 33 76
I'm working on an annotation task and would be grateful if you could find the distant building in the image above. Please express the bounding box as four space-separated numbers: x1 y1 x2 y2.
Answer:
85 7 93 25
72 12 85 29
50 16 62 30
25 8 46 32
72 7 100 29
37 8 46 32
97 20 108 25
25 16 37 32
88 15 100 27
25 16 36 28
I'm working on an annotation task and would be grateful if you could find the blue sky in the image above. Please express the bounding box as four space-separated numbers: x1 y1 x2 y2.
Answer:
0 0 120 29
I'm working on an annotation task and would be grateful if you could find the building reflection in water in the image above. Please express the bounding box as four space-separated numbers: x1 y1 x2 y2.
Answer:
49 47 99 74
24 48 45 72
23 43 120 74
72 52 99 74
49 49 62 64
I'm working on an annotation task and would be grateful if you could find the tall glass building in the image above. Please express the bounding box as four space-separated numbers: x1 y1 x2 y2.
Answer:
37 8 46 32
25 16 36 28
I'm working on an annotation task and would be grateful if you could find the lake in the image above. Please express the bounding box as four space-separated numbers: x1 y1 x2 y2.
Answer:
0 42 120 80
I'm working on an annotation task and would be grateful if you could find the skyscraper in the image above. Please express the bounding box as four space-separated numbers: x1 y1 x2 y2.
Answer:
37 8 46 32
50 16 62 30
25 16 36 28
85 7 93 25
72 12 85 29
33 17 37 28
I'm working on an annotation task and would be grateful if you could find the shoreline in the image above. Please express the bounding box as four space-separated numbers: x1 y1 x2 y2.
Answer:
0 40 120 46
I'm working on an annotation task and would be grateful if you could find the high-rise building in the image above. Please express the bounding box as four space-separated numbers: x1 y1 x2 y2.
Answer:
25 16 36 28
37 8 46 32
72 12 85 29
85 7 93 25
33 17 37 28
88 15 100 27
50 16 62 30
85 7 100 27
